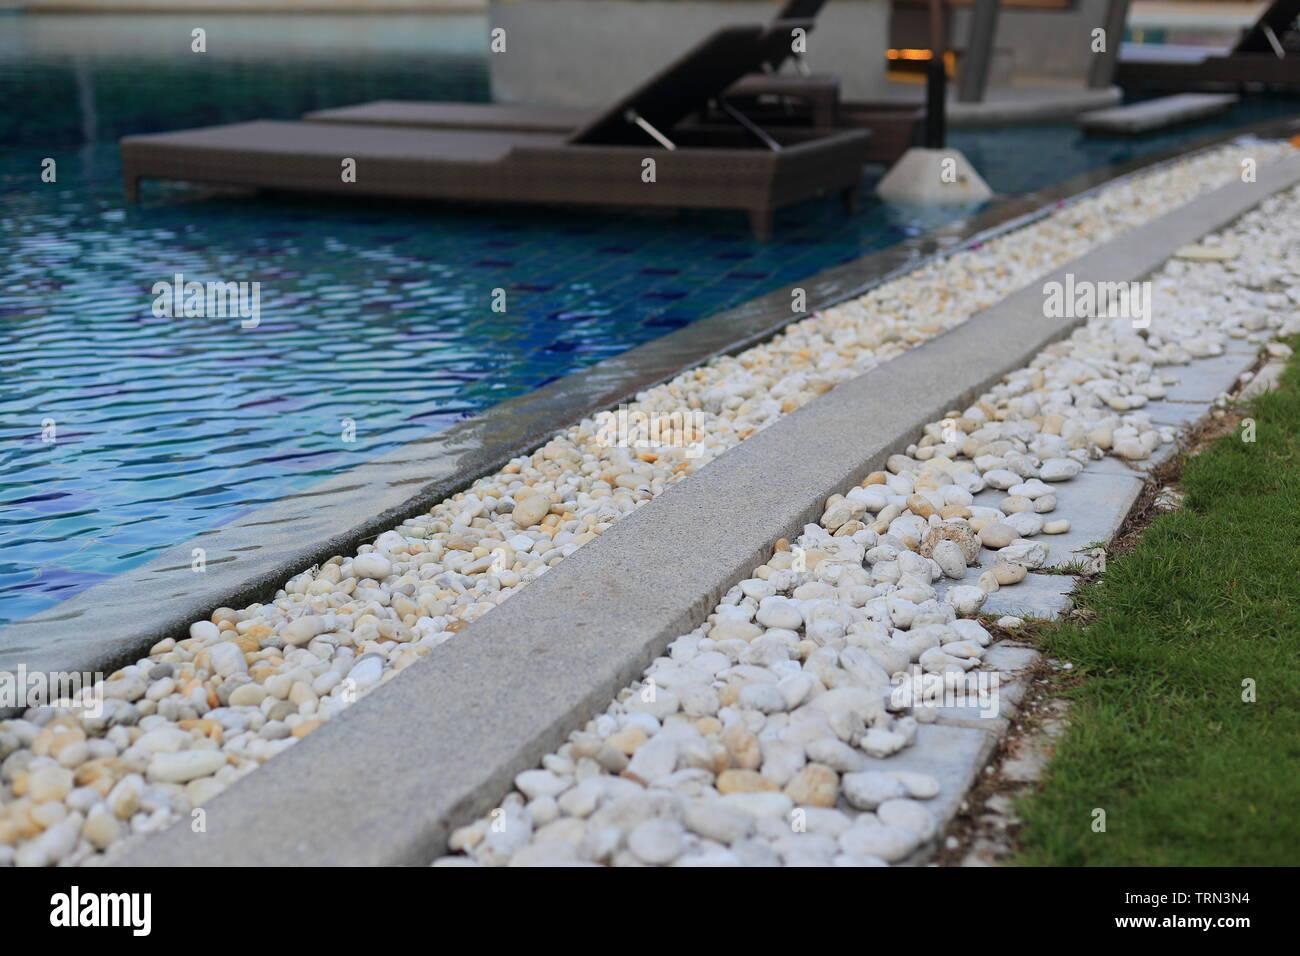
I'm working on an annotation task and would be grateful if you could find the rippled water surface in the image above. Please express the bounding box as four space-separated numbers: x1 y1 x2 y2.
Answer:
2 12 1298 624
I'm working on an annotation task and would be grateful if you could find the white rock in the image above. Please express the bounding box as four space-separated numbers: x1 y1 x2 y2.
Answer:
842 771 907 809
627 819 685 865
189 620 220 642
514 769 569 801
945 585 986 616
738 683 787 717
137 728 190 754
860 727 909 758
208 641 247 677
346 653 385 691
281 615 327 647
931 539 968 579
147 750 227 784
625 734 679 783
1005 512 1044 537
1040 458 1082 481
877 798 937 841
998 541 1049 568
838 818 920 863
949 619 991 647
351 553 393 580
624 688 680 721
889 770 941 799
982 469 1020 490
717 792 794 819
683 801 754 845
14 815 82 867
756 596 803 630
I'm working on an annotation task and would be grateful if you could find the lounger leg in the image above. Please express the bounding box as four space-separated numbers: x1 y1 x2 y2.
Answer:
124 175 139 203
841 186 859 215
749 207 773 242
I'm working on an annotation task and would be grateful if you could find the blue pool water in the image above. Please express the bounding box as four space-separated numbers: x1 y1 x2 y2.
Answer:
2 12 1298 625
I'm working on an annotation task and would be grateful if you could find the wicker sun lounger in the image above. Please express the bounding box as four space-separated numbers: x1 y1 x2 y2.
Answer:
302 9 922 165
1117 0 1300 91
121 26 872 240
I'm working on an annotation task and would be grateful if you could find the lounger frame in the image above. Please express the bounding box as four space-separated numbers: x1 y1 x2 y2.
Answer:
122 124 869 240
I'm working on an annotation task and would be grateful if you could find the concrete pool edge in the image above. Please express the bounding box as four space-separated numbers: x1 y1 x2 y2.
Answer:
4 114 1298 697
114 153 1300 865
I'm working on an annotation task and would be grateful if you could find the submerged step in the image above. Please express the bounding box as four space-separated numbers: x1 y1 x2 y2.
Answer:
1079 94 1239 135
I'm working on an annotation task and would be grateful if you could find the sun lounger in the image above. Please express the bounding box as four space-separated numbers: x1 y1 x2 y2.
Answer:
121 25 873 240
1118 0 1300 91
303 5 921 165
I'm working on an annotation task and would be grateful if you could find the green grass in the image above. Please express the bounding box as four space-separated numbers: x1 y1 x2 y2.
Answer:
1013 340 1300 866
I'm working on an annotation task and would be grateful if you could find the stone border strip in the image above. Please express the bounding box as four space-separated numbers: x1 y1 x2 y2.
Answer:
117 152 1300 866
9 117 1297 686
910 348 1277 864
931 343 1270 622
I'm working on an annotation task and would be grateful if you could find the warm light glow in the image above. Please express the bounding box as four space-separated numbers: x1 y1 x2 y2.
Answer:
887 48 934 61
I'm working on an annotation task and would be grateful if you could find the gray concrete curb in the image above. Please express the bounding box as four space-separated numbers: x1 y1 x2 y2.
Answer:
116 154 1300 866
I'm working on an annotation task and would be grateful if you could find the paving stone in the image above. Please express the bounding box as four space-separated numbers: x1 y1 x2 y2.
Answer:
933 710 1012 733
862 723 997 860
1129 436 1185 472
1158 350 1259 403
1082 454 1145 477
998 677 1031 711
1035 472 1143 567
938 571 1075 620
970 469 1138 568
1143 399 1212 429
984 643 1041 674
932 640 1040 728
985 574 1076 619
999 734 1052 784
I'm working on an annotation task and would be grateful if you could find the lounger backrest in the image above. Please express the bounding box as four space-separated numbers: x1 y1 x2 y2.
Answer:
568 25 766 146
775 0 829 24
760 18 820 72
1233 0 1300 53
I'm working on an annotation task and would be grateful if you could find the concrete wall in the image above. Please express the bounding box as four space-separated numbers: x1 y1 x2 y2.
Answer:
16 1 484 10
952 0 1114 85
488 0 893 106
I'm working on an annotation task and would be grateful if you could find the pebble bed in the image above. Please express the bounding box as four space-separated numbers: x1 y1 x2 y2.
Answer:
435 179 1300 867
0 141 1294 867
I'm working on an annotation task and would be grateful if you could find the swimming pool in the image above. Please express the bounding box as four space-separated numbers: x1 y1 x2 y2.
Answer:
2 12 1298 625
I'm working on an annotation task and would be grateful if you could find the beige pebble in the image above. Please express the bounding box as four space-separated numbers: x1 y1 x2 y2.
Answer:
511 495 552 528
991 563 1028 585
1000 495 1033 514
606 727 647 756
783 764 839 807
979 522 1018 549
716 769 777 794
